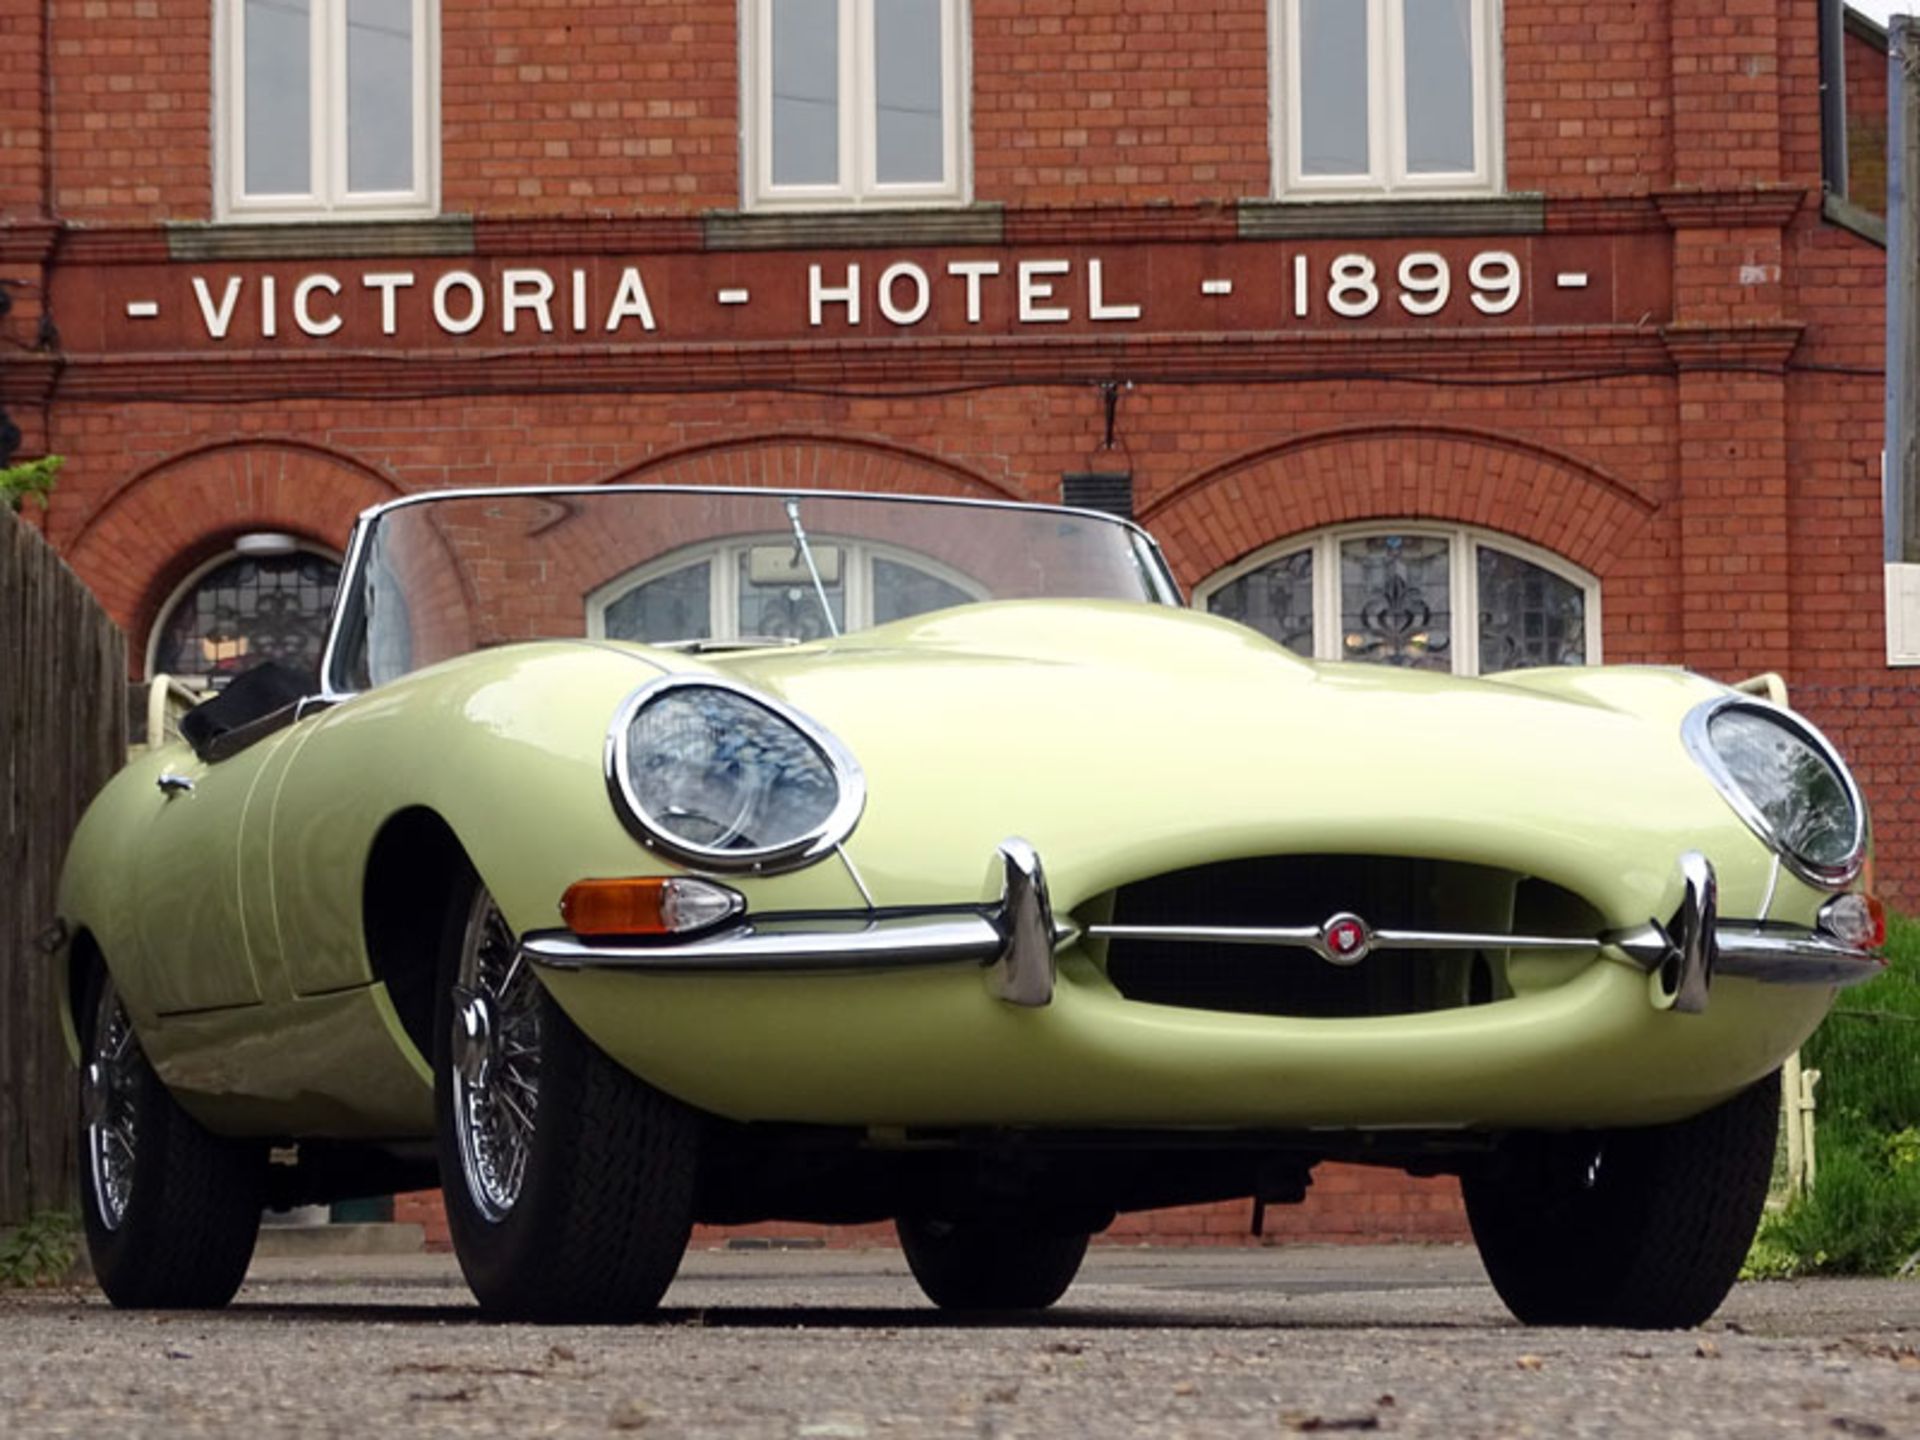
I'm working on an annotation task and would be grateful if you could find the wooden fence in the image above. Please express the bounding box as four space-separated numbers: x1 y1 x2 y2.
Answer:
1 510 126 1225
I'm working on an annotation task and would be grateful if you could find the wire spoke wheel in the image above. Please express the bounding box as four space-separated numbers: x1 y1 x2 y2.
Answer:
433 866 700 1320
450 888 543 1222
82 986 141 1232
76 958 264 1309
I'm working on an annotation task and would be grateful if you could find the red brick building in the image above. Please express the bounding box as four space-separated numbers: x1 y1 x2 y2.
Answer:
2 0 1907 1246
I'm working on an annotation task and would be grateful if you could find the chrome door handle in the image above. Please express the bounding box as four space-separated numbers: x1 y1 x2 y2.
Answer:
156 773 195 797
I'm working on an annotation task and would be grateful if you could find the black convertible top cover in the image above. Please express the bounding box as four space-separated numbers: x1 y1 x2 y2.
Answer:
178 661 313 762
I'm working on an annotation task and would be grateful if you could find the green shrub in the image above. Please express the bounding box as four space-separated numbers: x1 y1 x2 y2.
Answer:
1759 1135 1920 1276
0 1211 78 1287
1752 911 1920 1276
1800 911 1920 1143
0 455 61 512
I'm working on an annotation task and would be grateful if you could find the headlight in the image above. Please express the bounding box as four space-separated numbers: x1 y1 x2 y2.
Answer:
605 676 864 873
1682 696 1866 887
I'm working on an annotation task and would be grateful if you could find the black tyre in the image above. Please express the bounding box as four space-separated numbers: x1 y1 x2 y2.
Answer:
897 1216 1089 1310
434 869 699 1321
78 963 264 1309
1463 1074 1780 1328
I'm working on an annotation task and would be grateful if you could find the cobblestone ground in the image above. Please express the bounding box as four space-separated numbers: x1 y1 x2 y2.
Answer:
5 1246 1920 1438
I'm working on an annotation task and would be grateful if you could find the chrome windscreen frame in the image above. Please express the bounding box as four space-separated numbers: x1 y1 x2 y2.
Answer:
1681 694 1867 889
603 672 867 876
316 484 1181 702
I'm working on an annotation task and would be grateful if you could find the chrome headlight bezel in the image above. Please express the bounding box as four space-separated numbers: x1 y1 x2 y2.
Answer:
1681 695 1866 889
605 674 866 875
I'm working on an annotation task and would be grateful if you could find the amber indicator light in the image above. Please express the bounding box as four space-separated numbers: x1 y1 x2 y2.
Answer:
561 878 677 937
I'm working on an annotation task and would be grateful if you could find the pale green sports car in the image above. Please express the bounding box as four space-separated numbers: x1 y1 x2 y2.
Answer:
53 487 1884 1326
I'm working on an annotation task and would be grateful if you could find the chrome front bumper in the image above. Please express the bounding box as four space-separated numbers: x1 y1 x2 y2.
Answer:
521 842 1885 1013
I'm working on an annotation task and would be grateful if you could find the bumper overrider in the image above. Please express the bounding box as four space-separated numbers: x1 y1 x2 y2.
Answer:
522 840 1885 1014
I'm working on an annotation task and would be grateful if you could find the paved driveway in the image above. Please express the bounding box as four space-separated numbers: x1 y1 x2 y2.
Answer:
5 1245 1919 1437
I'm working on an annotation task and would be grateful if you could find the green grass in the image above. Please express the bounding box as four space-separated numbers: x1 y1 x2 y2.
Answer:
1751 911 1920 1277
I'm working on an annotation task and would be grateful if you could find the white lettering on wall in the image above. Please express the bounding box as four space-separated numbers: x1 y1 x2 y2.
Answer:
946 260 1000 324
878 262 931 326
1469 252 1523 315
192 276 242 340
293 274 343 337
604 268 658 333
502 269 556 335
1018 260 1071 323
1327 255 1380 318
151 251 1547 343
1087 260 1141 322
433 272 486 334
809 264 861 327
363 272 416 336
1396 253 1450 317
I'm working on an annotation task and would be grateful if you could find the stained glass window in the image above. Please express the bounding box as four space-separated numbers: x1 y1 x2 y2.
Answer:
602 561 712 645
1204 549 1315 657
737 549 847 641
1199 526 1594 677
1339 535 1452 671
1476 546 1586 673
153 552 341 685
593 540 982 642
872 556 973 625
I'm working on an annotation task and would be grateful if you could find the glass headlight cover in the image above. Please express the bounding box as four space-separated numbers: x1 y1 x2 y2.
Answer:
606 677 864 872
1683 696 1866 887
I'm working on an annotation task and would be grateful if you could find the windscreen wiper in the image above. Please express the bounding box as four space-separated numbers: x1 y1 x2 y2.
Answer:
783 496 841 639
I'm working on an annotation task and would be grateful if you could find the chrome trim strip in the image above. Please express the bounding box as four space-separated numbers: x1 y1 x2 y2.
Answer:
603 673 867 876
527 844 1885 991
1680 694 1868 889
528 838 1068 989
1712 927 1888 986
523 914 1005 973
525 911 1882 989
1087 922 1605 961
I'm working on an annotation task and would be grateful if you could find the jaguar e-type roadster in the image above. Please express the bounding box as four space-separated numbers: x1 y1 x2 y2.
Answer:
53 486 1884 1326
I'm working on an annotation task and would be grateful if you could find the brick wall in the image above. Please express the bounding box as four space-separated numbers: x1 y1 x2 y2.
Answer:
394 1164 1470 1254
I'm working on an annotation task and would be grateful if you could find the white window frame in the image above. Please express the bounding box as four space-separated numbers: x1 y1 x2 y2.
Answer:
215 0 440 222
1194 523 1599 676
1272 0 1503 199
587 535 988 640
741 0 971 211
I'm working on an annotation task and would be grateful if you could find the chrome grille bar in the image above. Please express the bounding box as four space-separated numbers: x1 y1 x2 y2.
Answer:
1086 923 1602 964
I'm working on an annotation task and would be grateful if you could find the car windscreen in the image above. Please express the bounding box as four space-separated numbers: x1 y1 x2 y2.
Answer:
325 488 1175 691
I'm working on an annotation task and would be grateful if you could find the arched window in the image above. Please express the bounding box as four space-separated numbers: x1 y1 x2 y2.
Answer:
588 536 984 646
150 543 343 686
1195 524 1597 676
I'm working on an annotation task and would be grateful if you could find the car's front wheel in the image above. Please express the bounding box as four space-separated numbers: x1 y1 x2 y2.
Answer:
434 871 700 1321
1462 1073 1780 1328
78 964 264 1308
897 1216 1090 1310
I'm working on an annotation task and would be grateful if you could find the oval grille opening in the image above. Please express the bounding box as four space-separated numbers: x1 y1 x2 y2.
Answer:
1097 856 1595 1019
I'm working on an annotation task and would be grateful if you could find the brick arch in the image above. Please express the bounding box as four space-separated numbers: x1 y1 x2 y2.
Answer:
65 440 401 649
1142 425 1659 587
599 433 1021 500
